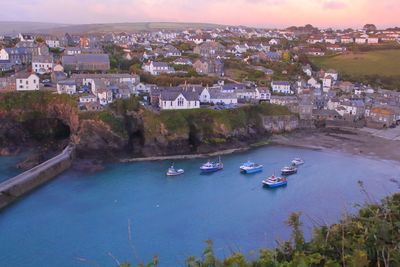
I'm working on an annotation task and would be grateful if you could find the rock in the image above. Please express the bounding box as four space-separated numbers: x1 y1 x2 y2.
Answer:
17 153 45 170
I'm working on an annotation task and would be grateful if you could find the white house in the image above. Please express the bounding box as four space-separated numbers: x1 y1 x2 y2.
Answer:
57 79 76 95
32 55 53 74
209 88 237 105
236 88 259 101
199 87 211 103
143 61 175 76
97 89 113 106
325 69 338 81
79 94 98 104
322 76 333 92
257 87 271 101
325 37 338 44
271 81 292 94
159 90 200 110
355 37 367 44
15 72 39 91
45 38 61 48
269 39 280 45
307 77 320 89
367 36 379 44
235 44 248 54
135 83 157 93
302 65 312 77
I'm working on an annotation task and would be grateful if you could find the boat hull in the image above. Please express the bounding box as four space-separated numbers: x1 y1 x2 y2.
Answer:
166 170 184 176
263 181 287 188
200 167 223 173
240 167 263 174
281 170 297 176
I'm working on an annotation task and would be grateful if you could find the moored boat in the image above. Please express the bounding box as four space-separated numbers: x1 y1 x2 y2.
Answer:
200 157 223 173
262 175 287 188
166 164 184 176
291 158 305 166
281 165 298 176
240 161 263 174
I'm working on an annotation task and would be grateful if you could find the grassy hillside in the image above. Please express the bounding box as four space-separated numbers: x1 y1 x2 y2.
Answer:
310 49 400 90
310 49 400 76
0 21 68 34
46 22 226 34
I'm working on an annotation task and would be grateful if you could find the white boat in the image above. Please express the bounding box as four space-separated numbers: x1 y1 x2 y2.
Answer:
262 175 288 188
240 161 263 174
200 157 223 173
281 165 297 176
166 164 184 176
291 158 304 166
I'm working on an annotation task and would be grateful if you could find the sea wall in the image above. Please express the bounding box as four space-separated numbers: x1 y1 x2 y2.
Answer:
0 145 75 209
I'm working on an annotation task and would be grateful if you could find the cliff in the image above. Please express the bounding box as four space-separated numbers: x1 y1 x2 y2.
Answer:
0 92 299 160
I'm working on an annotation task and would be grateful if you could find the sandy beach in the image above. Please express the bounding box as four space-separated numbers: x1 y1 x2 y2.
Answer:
270 127 400 163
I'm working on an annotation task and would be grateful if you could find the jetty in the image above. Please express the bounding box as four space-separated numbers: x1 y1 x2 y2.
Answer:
0 145 75 210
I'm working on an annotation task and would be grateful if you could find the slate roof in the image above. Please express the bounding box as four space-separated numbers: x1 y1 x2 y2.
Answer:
62 54 109 65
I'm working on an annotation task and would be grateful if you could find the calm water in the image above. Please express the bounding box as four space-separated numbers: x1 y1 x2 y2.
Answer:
0 155 24 183
0 146 399 267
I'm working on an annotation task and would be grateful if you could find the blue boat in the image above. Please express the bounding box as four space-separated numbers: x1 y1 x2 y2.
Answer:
240 161 263 174
262 175 288 188
200 157 223 173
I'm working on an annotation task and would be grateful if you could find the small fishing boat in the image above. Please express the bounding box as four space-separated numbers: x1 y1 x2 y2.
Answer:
200 157 223 173
281 165 298 176
240 160 263 174
291 158 305 166
166 164 184 176
262 175 287 188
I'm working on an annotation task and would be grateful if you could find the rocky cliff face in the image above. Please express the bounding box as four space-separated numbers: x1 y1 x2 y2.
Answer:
0 93 300 160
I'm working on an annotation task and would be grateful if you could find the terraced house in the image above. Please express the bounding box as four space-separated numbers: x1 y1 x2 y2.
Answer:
61 54 110 72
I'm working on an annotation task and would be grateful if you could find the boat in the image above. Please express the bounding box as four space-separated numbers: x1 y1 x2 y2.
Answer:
166 164 184 176
281 165 298 176
200 157 223 173
262 175 287 188
291 158 305 166
240 160 263 174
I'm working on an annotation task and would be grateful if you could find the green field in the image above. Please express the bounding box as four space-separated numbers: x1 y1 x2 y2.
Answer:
310 49 400 76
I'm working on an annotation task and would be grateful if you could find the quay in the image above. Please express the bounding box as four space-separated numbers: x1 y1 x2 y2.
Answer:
0 145 75 210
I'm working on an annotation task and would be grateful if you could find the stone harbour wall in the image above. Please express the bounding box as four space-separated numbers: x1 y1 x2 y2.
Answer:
0 145 75 210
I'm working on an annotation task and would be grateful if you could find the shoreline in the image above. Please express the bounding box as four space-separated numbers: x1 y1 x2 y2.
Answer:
120 147 250 162
120 127 400 164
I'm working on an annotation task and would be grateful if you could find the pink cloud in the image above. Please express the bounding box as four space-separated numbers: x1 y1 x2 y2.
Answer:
322 1 347 10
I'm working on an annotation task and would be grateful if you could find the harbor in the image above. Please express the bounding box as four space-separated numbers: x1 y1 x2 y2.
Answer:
0 145 398 266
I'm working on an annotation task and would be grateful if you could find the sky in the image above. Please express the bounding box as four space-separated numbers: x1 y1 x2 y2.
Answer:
2 0 399 28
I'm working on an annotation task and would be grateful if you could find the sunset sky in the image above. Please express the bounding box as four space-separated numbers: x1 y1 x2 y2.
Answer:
2 0 399 28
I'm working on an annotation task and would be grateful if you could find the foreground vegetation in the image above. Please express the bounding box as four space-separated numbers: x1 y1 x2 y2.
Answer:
122 190 400 267
309 49 400 90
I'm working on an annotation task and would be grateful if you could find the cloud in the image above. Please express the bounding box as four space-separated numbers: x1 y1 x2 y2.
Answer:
0 0 398 28
322 0 347 10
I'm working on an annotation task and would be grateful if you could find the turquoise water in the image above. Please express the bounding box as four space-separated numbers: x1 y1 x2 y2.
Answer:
0 155 24 182
0 146 399 267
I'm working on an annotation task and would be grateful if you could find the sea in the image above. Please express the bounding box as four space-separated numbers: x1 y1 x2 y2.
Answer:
0 146 399 266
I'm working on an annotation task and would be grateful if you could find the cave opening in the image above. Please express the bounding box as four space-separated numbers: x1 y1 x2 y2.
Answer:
23 118 71 142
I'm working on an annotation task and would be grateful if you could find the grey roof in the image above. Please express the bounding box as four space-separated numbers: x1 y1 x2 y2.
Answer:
209 88 236 99
160 87 199 101
62 54 110 65
58 79 76 86
272 81 291 86
32 55 53 63
151 61 169 68
72 73 138 79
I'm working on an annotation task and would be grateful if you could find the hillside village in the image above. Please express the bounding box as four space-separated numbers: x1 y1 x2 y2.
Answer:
1 24 400 129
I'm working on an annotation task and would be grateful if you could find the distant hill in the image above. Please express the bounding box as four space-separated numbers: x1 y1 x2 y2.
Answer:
0 21 226 35
0 21 69 34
